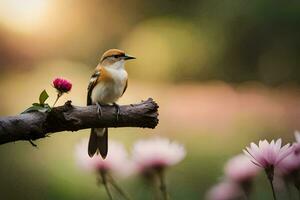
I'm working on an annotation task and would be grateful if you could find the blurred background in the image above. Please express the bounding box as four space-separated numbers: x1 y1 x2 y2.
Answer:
0 0 300 199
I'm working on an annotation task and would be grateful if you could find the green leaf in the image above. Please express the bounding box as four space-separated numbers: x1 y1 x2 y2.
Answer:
32 103 40 106
22 105 43 114
40 104 52 112
39 90 49 105
21 107 34 114
44 104 52 111
22 104 52 114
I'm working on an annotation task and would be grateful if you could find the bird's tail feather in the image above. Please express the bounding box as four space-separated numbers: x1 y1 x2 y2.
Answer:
88 128 108 158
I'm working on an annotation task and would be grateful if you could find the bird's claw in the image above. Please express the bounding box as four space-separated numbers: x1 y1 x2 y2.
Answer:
96 102 102 119
113 103 120 121
28 139 38 148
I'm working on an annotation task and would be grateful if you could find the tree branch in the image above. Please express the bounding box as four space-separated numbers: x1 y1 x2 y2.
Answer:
0 98 159 145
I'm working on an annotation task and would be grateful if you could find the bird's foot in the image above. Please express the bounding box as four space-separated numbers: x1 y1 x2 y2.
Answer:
96 102 103 119
28 139 38 148
113 103 120 121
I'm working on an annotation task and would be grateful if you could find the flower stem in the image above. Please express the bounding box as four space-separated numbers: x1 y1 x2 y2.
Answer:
52 93 61 107
269 180 277 200
295 185 300 200
151 176 161 200
108 174 132 200
265 167 277 200
241 181 252 200
284 179 292 200
157 169 169 200
100 171 114 200
294 179 300 200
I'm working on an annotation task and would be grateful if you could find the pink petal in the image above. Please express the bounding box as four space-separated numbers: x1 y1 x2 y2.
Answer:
295 131 300 143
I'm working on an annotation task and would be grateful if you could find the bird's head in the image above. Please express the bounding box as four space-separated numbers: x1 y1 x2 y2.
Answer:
100 49 135 69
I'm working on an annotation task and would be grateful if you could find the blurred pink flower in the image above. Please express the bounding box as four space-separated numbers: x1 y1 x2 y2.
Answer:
53 77 72 94
294 131 300 154
295 131 300 142
224 154 260 183
277 150 300 176
206 181 244 200
132 137 186 172
277 132 300 176
75 138 131 177
243 139 293 169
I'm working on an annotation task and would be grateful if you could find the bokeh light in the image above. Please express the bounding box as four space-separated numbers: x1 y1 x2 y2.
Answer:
0 0 51 33
121 18 216 82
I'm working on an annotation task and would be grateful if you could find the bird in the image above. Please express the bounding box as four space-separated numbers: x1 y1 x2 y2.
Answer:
87 49 135 158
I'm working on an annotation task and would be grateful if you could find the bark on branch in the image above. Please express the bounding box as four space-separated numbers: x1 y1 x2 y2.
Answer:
0 98 159 145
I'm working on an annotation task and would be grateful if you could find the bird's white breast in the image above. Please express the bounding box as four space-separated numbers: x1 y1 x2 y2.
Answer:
91 64 128 104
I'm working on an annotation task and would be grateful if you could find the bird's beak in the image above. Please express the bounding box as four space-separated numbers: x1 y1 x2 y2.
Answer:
124 54 136 60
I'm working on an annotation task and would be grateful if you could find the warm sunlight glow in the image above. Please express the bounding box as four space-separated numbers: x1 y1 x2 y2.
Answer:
0 0 51 33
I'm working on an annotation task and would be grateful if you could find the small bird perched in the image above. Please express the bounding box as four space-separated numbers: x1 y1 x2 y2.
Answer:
87 49 135 158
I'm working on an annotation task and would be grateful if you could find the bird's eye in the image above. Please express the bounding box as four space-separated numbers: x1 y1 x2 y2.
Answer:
113 55 120 58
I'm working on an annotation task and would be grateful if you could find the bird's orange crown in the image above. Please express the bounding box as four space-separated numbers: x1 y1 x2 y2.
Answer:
100 49 125 62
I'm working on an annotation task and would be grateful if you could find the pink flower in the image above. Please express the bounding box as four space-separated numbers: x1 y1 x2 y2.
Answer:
295 131 300 142
224 154 260 183
206 181 244 200
132 137 186 172
277 150 300 176
243 139 293 169
277 132 300 176
75 138 131 177
53 77 72 94
294 131 300 154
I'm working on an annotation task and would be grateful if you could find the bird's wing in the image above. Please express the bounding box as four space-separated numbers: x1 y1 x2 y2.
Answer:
121 79 128 97
87 71 100 105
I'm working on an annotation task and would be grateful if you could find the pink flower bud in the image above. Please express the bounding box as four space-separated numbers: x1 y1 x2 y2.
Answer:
53 78 72 94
